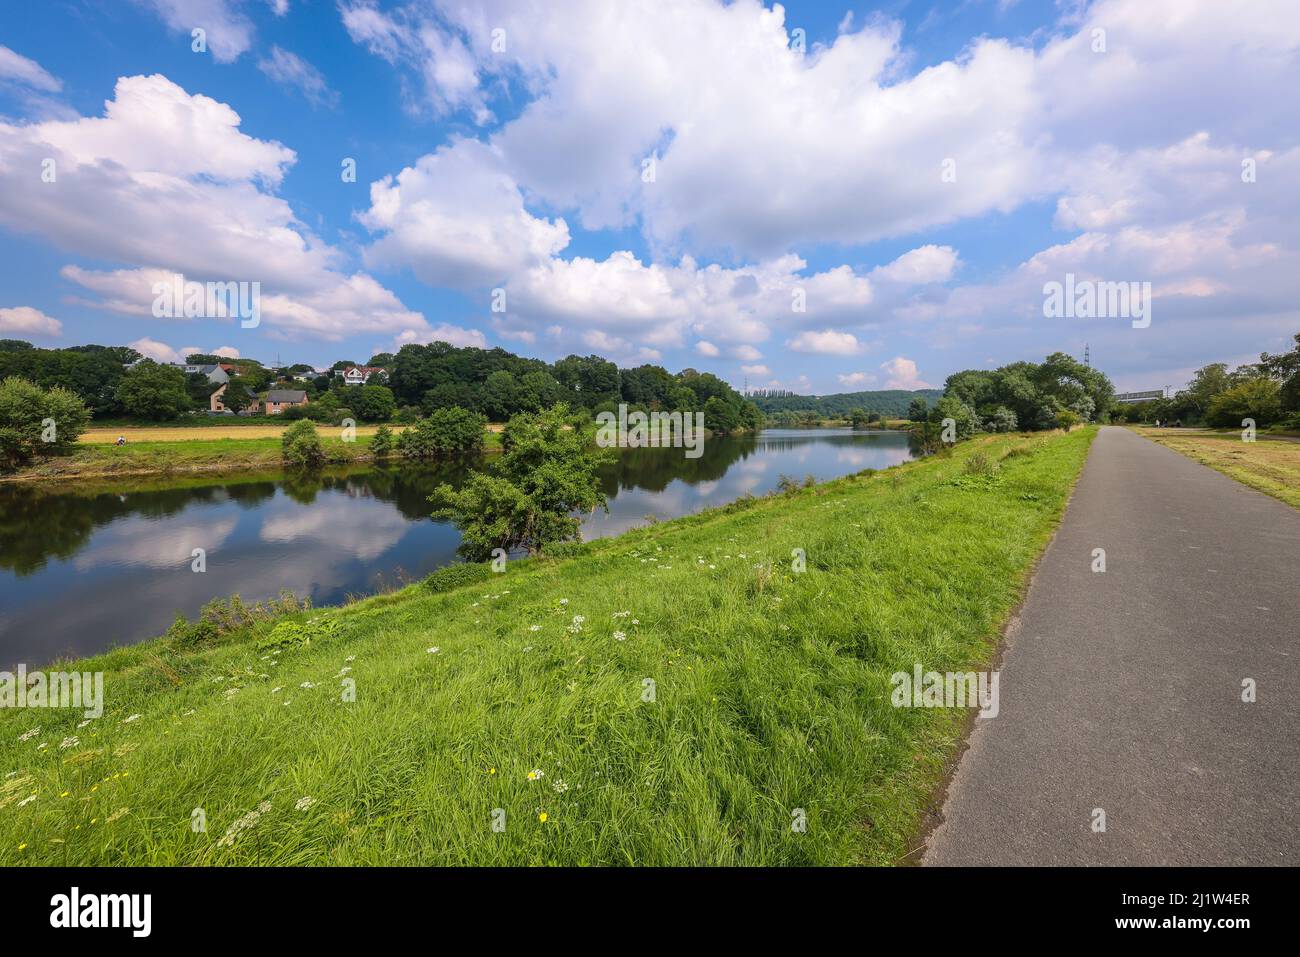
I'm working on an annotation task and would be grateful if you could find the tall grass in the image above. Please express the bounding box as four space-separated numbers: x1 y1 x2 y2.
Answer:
0 428 1094 865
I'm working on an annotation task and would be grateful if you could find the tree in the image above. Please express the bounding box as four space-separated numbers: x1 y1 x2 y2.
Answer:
429 404 612 560
1207 378 1282 427
397 406 487 460
114 360 192 420
930 395 979 440
907 397 929 422
370 424 394 459
221 379 253 413
848 407 873 429
982 406 1019 433
1259 333 1300 413
281 419 325 468
0 377 90 470
349 384 397 422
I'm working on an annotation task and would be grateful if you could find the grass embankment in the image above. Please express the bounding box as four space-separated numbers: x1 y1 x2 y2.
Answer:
0 427 1096 866
1135 427 1300 510
2 425 503 483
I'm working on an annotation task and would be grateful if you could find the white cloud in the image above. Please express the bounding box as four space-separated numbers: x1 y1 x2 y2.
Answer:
258 46 339 109
871 245 960 285
0 45 61 92
879 356 930 390
137 0 256 64
740 363 770 376
836 371 875 388
786 330 862 355
395 323 487 350
0 306 62 337
694 340 720 358
128 337 185 363
0 74 428 342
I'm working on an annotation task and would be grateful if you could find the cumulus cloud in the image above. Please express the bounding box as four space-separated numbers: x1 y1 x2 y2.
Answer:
136 0 256 64
786 330 863 355
128 337 185 363
0 74 428 342
0 306 62 337
879 357 930 390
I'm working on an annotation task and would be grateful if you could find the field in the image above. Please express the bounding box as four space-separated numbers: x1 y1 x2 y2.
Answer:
80 423 405 444
0 427 1095 865
1135 428 1300 510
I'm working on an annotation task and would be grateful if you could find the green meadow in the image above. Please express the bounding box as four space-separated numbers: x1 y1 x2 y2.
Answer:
0 427 1094 865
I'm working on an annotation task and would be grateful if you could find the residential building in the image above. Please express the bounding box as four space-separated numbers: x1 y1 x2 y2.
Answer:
264 389 308 415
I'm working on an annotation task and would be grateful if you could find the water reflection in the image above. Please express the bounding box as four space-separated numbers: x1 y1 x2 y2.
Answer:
0 429 914 665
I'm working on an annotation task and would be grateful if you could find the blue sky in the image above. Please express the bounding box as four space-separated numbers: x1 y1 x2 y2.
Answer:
1 0 1297 394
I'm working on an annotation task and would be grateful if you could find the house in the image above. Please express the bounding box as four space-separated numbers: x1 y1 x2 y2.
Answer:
340 366 388 386
181 363 230 385
263 389 308 415
209 382 231 413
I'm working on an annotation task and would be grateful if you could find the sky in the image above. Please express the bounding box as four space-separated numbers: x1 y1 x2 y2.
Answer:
0 0 1297 395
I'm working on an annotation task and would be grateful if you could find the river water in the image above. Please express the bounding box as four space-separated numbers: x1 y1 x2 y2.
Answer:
0 428 917 665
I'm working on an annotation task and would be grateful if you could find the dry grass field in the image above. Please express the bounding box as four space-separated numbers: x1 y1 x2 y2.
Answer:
1135 427 1300 510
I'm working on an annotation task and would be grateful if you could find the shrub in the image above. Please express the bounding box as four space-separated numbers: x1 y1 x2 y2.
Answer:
165 592 308 646
281 419 325 468
423 562 492 593
983 406 1019 433
1055 409 1081 431
0 376 90 470
370 424 394 459
255 615 342 652
1207 378 1283 428
963 451 997 476
397 406 487 460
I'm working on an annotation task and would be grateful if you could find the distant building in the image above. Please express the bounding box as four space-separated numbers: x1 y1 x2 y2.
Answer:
181 363 230 385
209 382 230 413
340 366 388 386
264 389 308 415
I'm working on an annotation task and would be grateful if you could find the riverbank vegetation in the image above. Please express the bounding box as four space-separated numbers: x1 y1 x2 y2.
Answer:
0 426 1095 866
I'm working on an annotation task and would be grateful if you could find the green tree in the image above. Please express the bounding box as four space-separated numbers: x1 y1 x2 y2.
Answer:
221 379 253 413
397 406 487 460
114 360 192 420
281 419 325 468
429 404 612 560
1207 378 1282 427
370 424 394 459
349 384 397 422
848 407 872 429
0 377 90 470
1259 333 1300 413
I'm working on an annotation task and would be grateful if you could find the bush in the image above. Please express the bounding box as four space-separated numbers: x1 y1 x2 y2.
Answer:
397 406 487 460
1055 409 1081 431
114 360 192 420
423 562 492 593
165 592 308 646
983 406 1019 433
255 615 342 652
281 419 325 468
370 424 394 459
0 376 90 470
963 451 997 476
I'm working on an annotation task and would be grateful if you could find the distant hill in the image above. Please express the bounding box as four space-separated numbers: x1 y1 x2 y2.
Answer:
751 388 945 418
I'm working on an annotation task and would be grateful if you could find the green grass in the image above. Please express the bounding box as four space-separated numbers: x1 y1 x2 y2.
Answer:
2 431 503 484
0 427 1095 865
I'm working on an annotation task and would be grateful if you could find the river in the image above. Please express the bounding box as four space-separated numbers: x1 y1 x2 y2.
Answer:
0 428 917 665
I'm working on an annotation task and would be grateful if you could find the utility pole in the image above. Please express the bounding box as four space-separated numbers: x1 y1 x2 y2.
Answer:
1083 343 1090 368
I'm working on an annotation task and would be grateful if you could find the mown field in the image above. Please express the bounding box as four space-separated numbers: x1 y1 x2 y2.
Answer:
1135 427 1300 510
0 427 1095 866
2 426 503 483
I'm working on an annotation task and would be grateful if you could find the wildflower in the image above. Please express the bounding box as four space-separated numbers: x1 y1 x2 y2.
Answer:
527 769 544 781
612 611 630 618
223 687 240 699
631 619 640 626
559 598 569 605
182 709 196 716
17 843 26 851
572 615 585 624
528 625 541 632
217 800 273 848
552 780 569 794
59 736 78 750
488 767 496 775
613 631 627 642
295 796 316 811
271 687 283 694
59 791 69 798
76 720 92 730
122 714 141 724
338 667 352 675
345 656 356 663
299 682 314 689
538 812 548 823
17 728 39 743
17 794 36 807
427 647 440 654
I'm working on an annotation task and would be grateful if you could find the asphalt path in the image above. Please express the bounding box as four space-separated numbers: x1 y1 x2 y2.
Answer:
924 427 1300 865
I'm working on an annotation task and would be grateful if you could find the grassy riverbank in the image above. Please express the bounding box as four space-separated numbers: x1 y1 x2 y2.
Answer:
2 425 503 483
1135 427 1300 510
0 427 1095 866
